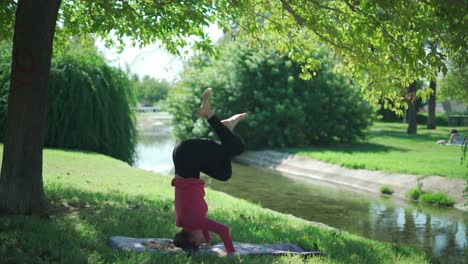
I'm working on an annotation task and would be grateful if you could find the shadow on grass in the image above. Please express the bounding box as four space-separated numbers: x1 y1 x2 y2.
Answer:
0 186 428 263
371 129 446 142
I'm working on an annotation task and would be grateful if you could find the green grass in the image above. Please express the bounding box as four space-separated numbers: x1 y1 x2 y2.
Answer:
380 186 394 195
406 188 423 200
285 122 468 179
0 146 429 263
419 192 455 207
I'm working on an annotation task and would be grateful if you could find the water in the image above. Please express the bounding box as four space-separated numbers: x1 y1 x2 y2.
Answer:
135 133 468 263
135 133 175 174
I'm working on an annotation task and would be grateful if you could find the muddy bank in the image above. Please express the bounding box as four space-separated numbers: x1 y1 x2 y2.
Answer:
235 150 468 211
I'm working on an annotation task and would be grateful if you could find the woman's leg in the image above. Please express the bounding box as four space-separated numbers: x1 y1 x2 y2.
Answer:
172 116 246 181
172 87 246 181
207 115 245 157
172 138 232 180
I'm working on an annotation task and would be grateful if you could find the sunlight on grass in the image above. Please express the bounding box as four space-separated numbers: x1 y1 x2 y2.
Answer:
0 146 428 263
287 122 468 178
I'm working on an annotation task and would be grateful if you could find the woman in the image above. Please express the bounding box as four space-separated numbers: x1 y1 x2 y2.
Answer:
171 88 247 254
448 129 464 145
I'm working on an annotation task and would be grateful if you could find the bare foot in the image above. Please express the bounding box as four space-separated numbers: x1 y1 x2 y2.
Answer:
221 113 247 131
197 88 214 119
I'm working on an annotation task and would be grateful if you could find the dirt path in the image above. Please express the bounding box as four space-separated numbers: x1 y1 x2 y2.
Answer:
235 150 468 212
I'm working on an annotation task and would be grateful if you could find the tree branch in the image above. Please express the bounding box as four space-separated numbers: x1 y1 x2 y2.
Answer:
309 0 344 14
342 0 410 52
278 0 355 54
121 1 145 21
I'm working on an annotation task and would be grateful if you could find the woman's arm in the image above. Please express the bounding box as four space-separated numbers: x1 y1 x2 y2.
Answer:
202 229 213 244
449 133 455 143
202 218 235 254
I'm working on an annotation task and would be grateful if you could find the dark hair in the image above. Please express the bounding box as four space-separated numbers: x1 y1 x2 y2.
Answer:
173 230 199 252
451 129 459 134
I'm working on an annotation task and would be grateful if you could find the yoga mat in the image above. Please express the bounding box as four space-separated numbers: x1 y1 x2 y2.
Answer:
107 236 325 257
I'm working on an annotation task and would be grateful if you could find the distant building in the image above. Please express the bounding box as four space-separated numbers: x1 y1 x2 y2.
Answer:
135 104 161 113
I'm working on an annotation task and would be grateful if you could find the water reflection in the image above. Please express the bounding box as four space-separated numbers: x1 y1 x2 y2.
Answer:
135 133 175 175
136 134 467 262
367 202 467 262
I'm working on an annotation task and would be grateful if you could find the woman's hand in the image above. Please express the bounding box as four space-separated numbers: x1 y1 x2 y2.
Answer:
200 241 211 247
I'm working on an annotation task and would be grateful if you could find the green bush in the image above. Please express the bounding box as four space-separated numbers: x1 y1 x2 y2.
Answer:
419 192 454 207
380 186 394 195
168 39 374 149
406 188 422 200
0 42 137 164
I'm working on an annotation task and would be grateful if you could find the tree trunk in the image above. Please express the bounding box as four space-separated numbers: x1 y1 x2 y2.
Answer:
427 79 437 129
406 81 418 134
0 0 61 215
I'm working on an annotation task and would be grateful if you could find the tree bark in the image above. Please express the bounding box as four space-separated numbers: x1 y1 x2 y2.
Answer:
406 81 418 134
0 0 61 215
427 79 437 129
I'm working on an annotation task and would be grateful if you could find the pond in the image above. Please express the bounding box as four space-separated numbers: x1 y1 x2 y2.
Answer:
135 132 467 263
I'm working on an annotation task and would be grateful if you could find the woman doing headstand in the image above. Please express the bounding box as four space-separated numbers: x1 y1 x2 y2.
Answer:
171 88 247 254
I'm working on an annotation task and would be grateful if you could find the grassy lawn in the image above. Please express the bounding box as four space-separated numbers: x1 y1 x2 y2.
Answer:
0 146 428 263
285 122 468 179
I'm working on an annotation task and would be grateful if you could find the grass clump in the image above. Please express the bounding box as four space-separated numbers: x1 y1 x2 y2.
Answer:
380 186 394 195
0 145 429 263
419 192 455 207
406 188 423 200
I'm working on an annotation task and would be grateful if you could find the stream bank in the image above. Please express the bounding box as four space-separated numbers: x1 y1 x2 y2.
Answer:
235 150 468 212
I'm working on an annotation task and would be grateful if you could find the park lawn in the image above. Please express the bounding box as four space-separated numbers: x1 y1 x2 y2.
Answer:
0 146 429 263
285 122 468 179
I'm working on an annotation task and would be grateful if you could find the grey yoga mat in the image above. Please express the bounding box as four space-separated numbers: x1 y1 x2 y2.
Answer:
107 236 325 257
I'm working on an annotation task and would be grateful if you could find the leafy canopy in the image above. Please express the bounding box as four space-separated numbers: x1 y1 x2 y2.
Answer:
0 0 465 108
232 0 467 109
0 0 244 55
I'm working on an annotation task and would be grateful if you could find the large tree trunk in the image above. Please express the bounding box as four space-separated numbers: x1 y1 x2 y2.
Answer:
0 0 61 215
406 81 418 134
427 79 437 129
